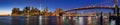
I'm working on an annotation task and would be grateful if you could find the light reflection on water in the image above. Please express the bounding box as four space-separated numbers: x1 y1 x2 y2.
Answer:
0 16 110 25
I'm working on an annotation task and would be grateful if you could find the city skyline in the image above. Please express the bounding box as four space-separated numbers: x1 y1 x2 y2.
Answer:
0 0 120 15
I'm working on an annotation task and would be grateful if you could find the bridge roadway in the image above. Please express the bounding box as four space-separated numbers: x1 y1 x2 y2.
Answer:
61 6 119 13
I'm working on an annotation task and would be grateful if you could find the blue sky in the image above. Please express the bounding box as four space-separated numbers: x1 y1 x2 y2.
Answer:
0 0 119 14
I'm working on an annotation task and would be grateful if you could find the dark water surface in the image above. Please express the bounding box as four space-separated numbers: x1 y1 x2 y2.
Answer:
0 16 12 25
0 16 109 25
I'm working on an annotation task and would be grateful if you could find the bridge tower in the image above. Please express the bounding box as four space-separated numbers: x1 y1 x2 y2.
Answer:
109 0 120 25
114 0 119 16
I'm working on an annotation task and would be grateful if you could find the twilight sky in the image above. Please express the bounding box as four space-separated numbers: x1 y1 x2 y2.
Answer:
0 0 120 15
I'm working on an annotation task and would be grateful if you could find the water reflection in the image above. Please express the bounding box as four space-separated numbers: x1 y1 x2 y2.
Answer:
39 16 42 25
12 16 25 25
63 17 70 25
0 16 110 25
78 17 84 25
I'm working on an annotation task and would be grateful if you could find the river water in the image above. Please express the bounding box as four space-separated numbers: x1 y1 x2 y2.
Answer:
0 16 110 25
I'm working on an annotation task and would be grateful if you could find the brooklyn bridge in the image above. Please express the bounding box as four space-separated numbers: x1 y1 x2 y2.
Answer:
8 0 120 25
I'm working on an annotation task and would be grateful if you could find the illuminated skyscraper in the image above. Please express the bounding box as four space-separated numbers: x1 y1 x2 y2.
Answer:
11 8 20 16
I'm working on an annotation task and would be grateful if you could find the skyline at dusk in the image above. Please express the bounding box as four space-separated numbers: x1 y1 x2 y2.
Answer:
0 0 120 25
0 0 120 15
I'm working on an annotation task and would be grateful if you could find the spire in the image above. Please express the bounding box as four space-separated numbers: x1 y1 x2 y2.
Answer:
32 6 35 10
114 0 118 6
44 6 48 12
39 4 42 11
46 6 48 9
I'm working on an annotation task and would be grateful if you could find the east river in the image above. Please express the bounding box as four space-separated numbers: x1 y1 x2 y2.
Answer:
0 16 110 25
